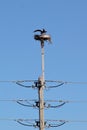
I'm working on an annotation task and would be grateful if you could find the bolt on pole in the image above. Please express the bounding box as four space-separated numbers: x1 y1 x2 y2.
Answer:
34 29 51 130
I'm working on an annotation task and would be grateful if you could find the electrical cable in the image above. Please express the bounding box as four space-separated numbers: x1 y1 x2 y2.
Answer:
0 80 37 83
45 80 87 85
0 99 87 103
16 82 32 88
49 102 66 108
46 82 64 88
0 80 87 85
1 118 87 123
0 80 87 90
16 100 33 107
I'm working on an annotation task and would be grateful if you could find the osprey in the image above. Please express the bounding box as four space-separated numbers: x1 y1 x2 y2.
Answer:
34 29 52 43
34 29 47 34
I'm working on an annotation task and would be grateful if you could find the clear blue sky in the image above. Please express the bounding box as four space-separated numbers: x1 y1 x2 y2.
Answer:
0 0 87 129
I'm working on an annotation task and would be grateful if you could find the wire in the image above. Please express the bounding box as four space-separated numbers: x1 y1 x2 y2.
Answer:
16 100 33 107
46 82 64 88
48 122 66 127
0 118 87 123
16 82 32 88
0 80 87 85
45 80 87 85
17 120 34 127
1 99 87 109
49 102 66 108
0 99 36 102
0 99 66 108
0 99 36 107
0 80 87 90
0 99 87 103
0 80 37 83
1 118 87 128
45 100 87 103
46 119 87 123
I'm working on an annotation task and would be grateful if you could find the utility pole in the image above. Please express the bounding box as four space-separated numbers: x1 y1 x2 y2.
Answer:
34 29 51 130
0 29 87 130
0 29 68 129
38 41 45 130
5 29 65 128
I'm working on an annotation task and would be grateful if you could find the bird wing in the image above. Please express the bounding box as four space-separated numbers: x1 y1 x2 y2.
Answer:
34 29 42 33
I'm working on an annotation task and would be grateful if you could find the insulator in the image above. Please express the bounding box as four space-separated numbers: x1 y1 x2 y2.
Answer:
34 121 47 128
34 101 46 108
35 101 40 107
35 121 40 127
34 81 42 88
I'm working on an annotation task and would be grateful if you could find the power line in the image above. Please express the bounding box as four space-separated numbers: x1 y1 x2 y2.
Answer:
1 99 87 103
0 99 87 109
0 80 87 84
45 80 87 84
0 80 36 83
0 118 87 123
0 80 87 89
1 118 87 129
